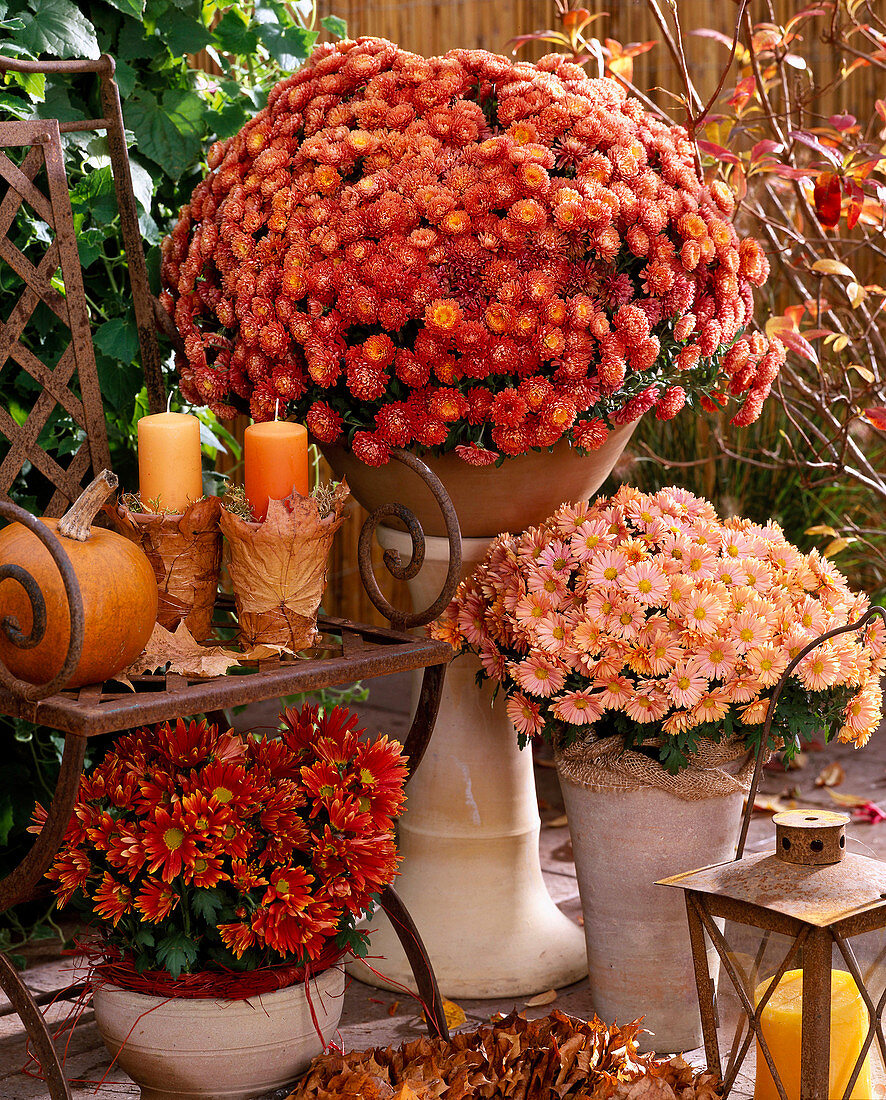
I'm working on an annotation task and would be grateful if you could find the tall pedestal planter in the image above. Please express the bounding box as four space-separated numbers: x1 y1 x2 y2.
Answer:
349 531 587 997
556 737 753 1053
91 967 344 1100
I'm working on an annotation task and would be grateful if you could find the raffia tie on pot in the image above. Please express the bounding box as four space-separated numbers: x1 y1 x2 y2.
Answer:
108 496 222 641
554 733 757 801
219 482 349 652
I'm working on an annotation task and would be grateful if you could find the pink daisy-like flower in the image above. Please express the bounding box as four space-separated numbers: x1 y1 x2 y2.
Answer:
730 611 770 652
664 575 692 611
538 540 574 575
696 637 738 681
607 596 647 641
514 591 554 627
691 687 731 724
511 653 567 698
797 646 842 692
841 684 883 745
733 557 772 591
723 672 761 704
536 612 570 654
553 690 605 725
585 549 628 587
680 589 726 637
683 543 719 580
745 645 789 687
662 709 702 735
596 673 634 709
569 519 613 562
624 686 670 723
506 692 544 738
665 659 709 708
526 565 570 602
621 560 669 606
644 631 684 676
571 615 602 654
740 697 771 725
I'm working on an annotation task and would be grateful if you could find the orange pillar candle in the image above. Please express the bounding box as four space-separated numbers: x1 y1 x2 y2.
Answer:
137 412 203 513
244 421 309 521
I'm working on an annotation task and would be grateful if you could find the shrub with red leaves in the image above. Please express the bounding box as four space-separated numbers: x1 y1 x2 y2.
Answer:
162 36 781 465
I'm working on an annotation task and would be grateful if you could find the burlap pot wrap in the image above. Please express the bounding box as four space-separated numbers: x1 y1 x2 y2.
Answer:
219 484 348 652
108 497 222 640
554 731 756 800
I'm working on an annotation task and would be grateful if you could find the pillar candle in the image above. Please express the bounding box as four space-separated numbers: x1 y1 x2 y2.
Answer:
754 968 871 1100
244 420 309 522
137 412 203 513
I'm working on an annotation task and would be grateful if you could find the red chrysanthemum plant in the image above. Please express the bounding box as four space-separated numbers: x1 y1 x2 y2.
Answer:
34 708 407 995
161 37 783 467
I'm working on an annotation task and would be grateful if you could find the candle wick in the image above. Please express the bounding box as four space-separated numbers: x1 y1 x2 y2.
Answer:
275 399 280 422
167 391 173 414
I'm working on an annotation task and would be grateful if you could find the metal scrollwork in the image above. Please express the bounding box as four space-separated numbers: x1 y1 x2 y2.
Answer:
0 500 84 702
357 449 462 631
736 605 886 859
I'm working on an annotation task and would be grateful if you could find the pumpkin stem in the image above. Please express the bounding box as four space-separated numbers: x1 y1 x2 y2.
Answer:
58 470 119 542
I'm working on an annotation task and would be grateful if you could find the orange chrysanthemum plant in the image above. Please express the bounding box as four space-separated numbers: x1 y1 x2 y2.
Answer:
432 486 886 772
37 707 406 995
161 37 783 468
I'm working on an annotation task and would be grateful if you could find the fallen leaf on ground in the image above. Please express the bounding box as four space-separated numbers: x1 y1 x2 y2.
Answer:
421 999 466 1030
752 795 796 814
827 789 870 808
545 814 569 828
785 752 807 770
387 1001 400 1017
815 762 845 788
525 989 557 1007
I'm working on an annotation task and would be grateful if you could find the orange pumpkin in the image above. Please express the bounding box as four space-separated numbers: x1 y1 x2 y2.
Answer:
0 472 158 690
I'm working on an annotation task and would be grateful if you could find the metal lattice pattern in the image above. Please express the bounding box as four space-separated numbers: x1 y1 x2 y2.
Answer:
0 120 110 515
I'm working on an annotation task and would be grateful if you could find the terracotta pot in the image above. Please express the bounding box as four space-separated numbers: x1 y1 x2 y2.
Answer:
91 966 344 1100
557 758 748 1054
319 419 638 538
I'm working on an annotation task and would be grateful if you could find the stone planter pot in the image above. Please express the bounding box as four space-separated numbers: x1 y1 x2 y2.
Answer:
319 418 638 538
556 735 754 1053
91 966 344 1100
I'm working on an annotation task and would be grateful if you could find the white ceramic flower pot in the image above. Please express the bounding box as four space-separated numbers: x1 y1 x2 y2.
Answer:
558 772 744 1053
91 966 344 1100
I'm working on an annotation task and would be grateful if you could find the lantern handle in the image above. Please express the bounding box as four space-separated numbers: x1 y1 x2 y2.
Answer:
735 604 886 859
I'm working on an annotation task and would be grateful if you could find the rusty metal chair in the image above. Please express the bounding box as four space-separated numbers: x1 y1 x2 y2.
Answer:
0 55 460 1099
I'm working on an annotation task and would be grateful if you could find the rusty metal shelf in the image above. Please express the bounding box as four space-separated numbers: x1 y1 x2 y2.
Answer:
0 617 451 736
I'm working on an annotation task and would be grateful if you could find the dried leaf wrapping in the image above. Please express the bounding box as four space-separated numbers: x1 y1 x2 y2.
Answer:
288 1010 719 1100
107 497 222 640
220 482 349 652
123 621 243 679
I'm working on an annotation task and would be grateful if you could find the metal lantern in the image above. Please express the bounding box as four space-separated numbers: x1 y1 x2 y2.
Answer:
659 607 886 1100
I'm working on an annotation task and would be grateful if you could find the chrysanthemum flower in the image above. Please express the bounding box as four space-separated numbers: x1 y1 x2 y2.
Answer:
511 653 567 698
665 659 710 708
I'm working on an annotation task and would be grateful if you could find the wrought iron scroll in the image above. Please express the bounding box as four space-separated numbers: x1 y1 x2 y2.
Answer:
0 53 166 416
0 500 84 702
736 604 886 859
357 449 462 632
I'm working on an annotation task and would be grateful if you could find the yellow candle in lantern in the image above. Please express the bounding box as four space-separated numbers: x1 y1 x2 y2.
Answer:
137 412 203 513
754 969 871 1100
244 420 309 522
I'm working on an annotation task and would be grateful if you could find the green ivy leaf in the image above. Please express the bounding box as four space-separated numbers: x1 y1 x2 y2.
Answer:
70 166 117 224
19 0 100 59
125 89 205 179
103 0 145 19
156 931 198 980
96 353 143 414
320 14 348 40
212 8 258 55
76 227 106 269
190 887 224 924
159 9 212 56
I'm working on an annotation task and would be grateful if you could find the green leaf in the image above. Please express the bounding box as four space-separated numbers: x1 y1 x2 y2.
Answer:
113 57 137 99
76 227 106 269
212 8 258 54
212 99 249 139
156 931 198 979
10 68 44 99
190 887 224 923
0 795 14 846
0 15 26 31
128 158 155 214
321 14 348 39
159 9 213 56
125 89 205 179
104 0 145 19
94 318 140 364
19 0 100 59
254 19 317 68
96 353 142 413
70 166 117 223
116 16 164 61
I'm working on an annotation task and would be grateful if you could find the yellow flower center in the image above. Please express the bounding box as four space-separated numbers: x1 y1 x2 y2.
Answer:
740 627 753 642
360 768 375 785
638 579 652 593
531 605 544 618
212 785 233 804
603 566 618 581
677 676 690 690
163 827 184 852
726 545 739 557
693 607 708 621
544 578 557 592
535 667 550 681
620 612 633 626
553 625 565 640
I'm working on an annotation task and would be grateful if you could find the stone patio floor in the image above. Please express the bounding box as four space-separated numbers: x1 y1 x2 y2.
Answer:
3 671 886 1098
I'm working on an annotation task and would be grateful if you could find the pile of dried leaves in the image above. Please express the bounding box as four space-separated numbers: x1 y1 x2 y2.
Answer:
289 1011 720 1100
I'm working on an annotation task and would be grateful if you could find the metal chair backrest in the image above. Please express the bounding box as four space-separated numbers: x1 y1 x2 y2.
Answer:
0 55 165 516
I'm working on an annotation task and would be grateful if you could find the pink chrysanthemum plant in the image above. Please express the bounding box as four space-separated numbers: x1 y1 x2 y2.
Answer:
33 707 407 987
161 37 783 468
431 486 886 773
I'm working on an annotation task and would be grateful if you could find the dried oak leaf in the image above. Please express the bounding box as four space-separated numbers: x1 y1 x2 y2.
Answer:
123 621 242 679
815 761 845 788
